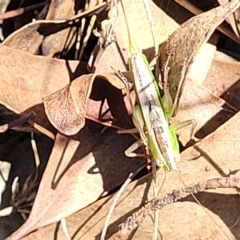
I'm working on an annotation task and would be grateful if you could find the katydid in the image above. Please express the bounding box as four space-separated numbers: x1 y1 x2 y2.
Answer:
116 3 181 239
117 1 180 172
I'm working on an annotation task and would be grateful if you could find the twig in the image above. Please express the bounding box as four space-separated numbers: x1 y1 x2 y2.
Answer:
61 218 72 240
0 112 34 133
31 132 40 168
100 164 147 240
0 2 45 20
32 123 55 140
120 177 240 232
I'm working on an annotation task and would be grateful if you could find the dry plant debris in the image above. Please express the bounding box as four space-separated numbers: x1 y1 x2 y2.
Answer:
0 0 240 240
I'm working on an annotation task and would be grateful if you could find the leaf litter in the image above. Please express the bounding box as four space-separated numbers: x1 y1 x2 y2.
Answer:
22 109 240 240
1 0 240 240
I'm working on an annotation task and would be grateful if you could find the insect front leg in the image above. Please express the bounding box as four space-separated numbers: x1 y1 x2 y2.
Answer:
117 128 139 134
123 139 148 158
120 105 148 158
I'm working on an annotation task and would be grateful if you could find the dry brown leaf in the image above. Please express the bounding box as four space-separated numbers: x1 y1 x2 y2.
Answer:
3 3 107 55
43 75 93 136
0 44 83 113
19 111 240 240
187 43 216 85
7 125 145 240
41 0 76 57
0 44 87 131
203 59 240 110
160 0 240 116
3 20 68 54
85 71 136 130
0 43 133 133
46 0 75 20
43 72 126 135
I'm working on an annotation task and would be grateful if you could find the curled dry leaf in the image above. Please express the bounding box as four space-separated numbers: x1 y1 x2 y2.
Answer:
43 75 93 136
160 0 240 116
43 73 125 135
0 44 132 133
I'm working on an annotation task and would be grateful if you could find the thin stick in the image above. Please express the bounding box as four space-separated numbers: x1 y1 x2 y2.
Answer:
120 177 240 234
142 0 157 58
33 123 55 140
142 0 160 83
61 218 72 240
0 2 46 20
100 164 147 240
0 112 34 133
30 132 40 168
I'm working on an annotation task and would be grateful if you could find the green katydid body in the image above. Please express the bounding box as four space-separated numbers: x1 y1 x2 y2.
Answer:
119 0 180 171
128 46 179 171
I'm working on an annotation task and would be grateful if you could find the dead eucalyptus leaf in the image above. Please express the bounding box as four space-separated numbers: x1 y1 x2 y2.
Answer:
0 43 133 133
43 75 93 136
7 133 101 240
187 43 216 85
46 0 75 20
19 111 240 240
3 20 68 54
0 44 86 131
3 3 107 55
160 0 240 116
0 44 83 113
8 126 145 240
43 73 125 135
41 0 76 57
203 59 240 110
